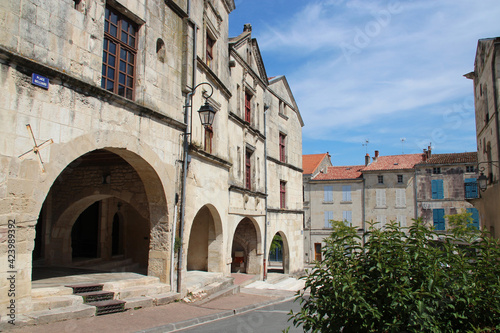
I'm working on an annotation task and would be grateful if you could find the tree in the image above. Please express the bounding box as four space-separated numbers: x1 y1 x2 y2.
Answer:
288 214 500 332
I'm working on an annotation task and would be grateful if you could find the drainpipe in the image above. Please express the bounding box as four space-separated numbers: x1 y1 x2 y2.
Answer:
362 177 366 245
414 168 418 220
492 43 500 184
263 104 269 281
177 0 198 294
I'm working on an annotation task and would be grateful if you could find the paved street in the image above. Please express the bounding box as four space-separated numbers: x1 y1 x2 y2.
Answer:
177 299 303 333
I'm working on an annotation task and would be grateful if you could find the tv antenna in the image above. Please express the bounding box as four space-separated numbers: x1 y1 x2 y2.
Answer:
362 139 369 154
400 138 406 154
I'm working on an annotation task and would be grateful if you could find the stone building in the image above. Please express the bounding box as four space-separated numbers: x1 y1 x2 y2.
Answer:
0 0 303 322
362 151 423 229
466 37 500 238
303 164 364 263
415 151 479 231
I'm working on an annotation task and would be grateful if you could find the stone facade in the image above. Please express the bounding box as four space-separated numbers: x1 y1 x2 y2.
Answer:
0 0 304 322
467 37 500 238
303 165 364 263
415 152 479 230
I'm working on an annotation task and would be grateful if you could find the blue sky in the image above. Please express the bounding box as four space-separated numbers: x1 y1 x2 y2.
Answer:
228 0 500 166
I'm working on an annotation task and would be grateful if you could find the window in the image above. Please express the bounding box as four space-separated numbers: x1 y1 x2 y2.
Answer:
397 175 403 184
245 92 252 123
245 150 252 190
204 126 213 153
102 7 137 100
397 215 406 227
433 167 441 174
280 181 286 209
433 209 445 231
342 210 352 226
431 179 444 199
464 178 478 199
206 33 215 68
279 133 286 162
466 166 475 173
396 189 406 208
324 186 333 203
377 175 384 184
342 185 351 202
466 208 480 229
377 215 387 229
376 189 386 207
324 211 333 228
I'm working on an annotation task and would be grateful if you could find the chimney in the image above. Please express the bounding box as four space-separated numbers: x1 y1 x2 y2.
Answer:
243 23 252 32
373 150 379 162
365 153 370 166
427 145 432 158
423 149 428 162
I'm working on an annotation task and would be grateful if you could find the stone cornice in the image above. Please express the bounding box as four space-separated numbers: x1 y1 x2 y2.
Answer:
228 111 265 140
196 57 232 99
267 156 303 173
189 145 232 170
228 185 267 199
0 46 187 132
268 208 304 214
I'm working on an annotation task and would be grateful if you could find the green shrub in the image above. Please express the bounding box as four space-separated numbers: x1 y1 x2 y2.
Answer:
289 214 500 332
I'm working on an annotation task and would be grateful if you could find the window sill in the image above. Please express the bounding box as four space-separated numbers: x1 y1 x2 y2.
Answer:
279 113 289 120
340 201 352 204
322 201 334 204
375 206 387 209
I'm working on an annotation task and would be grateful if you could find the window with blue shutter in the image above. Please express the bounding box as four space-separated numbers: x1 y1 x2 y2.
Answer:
464 178 478 199
466 208 480 229
342 210 352 226
324 186 333 203
431 179 444 199
324 211 333 228
342 185 351 202
433 208 445 231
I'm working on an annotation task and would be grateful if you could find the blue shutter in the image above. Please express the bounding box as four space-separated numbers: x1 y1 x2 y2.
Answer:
465 178 478 199
433 209 445 231
432 180 444 199
466 208 480 229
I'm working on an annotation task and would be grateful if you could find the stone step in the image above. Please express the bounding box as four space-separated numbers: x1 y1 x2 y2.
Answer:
31 295 84 312
265 273 289 285
32 286 74 298
103 275 161 291
112 283 170 299
91 299 126 316
27 304 96 325
66 283 104 294
76 290 115 303
186 277 235 302
195 284 240 305
123 292 180 310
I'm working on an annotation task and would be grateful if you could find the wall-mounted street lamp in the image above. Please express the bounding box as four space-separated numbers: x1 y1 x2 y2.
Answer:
476 160 499 191
174 82 216 293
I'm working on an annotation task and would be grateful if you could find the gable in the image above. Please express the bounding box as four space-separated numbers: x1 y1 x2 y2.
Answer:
269 76 304 127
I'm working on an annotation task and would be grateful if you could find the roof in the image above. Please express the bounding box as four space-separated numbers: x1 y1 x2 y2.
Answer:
303 153 329 175
313 165 364 181
416 152 477 166
363 154 424 172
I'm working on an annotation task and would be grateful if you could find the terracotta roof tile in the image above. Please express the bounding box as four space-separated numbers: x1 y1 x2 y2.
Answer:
363 153 423 172
416 152 477 165
303 153 329 174
313 165 364 180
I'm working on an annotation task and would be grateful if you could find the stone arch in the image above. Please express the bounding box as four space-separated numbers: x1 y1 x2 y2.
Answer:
268 231 290 274
186 204 224 273
33 141 172 282
231 217 262 274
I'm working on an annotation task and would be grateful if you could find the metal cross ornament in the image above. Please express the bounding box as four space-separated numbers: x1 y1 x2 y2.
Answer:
18 124 53 173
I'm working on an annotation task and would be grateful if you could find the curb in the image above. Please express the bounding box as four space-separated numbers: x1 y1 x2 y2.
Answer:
136 295 295 333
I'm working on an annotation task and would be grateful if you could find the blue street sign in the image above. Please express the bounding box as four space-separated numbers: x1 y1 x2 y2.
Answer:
31 73 49 89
